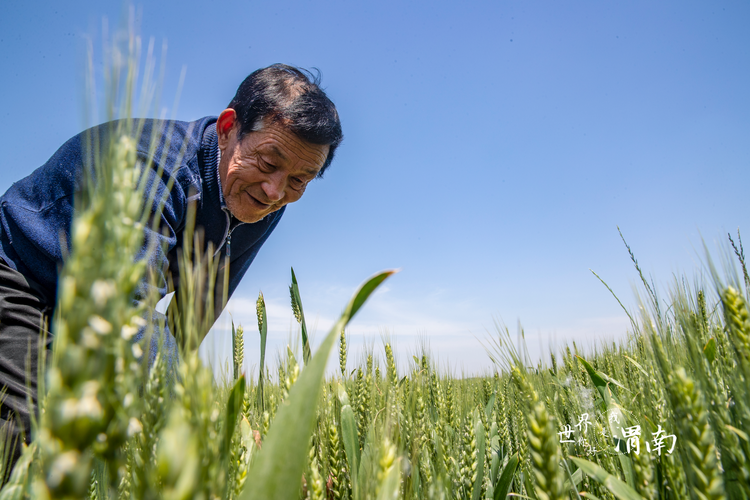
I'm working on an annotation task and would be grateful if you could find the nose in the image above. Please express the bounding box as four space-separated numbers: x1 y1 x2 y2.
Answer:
261 172 286 202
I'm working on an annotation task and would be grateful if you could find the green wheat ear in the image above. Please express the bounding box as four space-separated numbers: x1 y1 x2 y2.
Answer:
728 229 750 291
256 291 268 412
289 267 311 364
511 367 566 500
232 323 245 381
339 328 348 377
666 367 725 500
722 286 750 363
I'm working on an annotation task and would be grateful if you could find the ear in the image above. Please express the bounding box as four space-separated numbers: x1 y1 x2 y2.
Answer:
217 108 238 149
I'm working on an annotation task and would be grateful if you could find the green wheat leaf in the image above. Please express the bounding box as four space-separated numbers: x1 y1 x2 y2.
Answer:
339 384 360 496
577 356 629 394
493 453 519 500
580 493 604 500
704 337 717 363
222 375 245 457
472 411 486 500
289 267 311 364
570 456 644 500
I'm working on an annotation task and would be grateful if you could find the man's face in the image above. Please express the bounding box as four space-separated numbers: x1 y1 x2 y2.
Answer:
217 110 329 223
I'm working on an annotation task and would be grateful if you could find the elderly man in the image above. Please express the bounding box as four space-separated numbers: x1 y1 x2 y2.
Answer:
0 63 342 462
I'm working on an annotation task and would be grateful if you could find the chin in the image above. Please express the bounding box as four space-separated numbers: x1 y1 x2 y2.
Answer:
227 202 266 223
236 210 270 224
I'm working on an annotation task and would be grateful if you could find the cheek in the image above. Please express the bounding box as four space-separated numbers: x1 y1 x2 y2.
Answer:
226 165 256 191
286 187 305 203
224 170 241 194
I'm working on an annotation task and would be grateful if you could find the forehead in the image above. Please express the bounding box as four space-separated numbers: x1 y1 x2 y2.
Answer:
244 121 329 172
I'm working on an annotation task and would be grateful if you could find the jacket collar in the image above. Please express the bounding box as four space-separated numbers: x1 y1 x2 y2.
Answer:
198 121 227 211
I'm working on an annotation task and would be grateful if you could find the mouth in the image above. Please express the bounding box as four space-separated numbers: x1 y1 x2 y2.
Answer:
244 191 272 211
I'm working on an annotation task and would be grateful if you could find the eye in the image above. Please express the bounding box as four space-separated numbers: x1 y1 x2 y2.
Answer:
290 177 306 190
258 156 275 173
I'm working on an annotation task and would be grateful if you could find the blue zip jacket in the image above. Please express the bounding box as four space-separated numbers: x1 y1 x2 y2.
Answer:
0 117 284 355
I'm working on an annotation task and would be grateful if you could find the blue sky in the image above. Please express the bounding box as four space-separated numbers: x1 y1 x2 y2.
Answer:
2 1 749 376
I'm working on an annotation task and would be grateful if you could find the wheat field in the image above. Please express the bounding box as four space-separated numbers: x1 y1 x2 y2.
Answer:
1 32 749 500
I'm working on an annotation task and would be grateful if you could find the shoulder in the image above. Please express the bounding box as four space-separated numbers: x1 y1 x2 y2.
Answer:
132 117 217 164
128 117 219 194
36 118 217 176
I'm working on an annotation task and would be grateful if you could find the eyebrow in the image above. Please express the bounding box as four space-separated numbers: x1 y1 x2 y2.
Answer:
301 168 319 177
268 145 288 162
266 145 320 177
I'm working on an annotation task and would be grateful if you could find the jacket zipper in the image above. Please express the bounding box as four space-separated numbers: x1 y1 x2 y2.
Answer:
216 210 241 258
215 211 231 257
